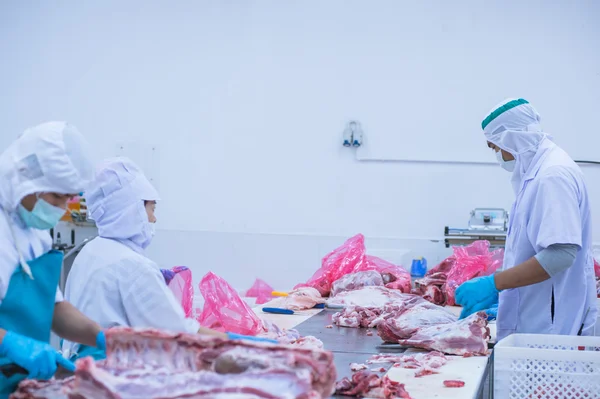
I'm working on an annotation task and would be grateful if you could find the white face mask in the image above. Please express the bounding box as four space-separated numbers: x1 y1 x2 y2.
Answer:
147 222 156 237
496 150 516 172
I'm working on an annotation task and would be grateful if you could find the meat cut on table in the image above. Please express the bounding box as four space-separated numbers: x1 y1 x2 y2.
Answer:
376 300 457 342
330 270 384 297
331 292 490 356
367 351 449 378
411 272 448 306
335 370 413 399
12 327 337 399
267 287 325 310
327 286 411 308
398 312 490 356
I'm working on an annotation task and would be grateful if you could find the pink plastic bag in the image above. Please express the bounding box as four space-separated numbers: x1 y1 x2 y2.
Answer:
364 255 412 293
161 266 194 318
296 234 367 296
245 278 274 305
444 241 497 306
197 272 263 335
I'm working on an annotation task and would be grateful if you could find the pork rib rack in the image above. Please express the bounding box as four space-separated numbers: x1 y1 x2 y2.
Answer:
12 327 337 399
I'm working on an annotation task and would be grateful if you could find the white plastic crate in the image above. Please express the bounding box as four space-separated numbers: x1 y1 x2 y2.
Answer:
494 334 600 399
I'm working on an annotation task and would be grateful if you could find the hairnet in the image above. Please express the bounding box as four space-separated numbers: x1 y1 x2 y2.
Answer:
482 98 552 194
86 157 159 251
0 121 94 211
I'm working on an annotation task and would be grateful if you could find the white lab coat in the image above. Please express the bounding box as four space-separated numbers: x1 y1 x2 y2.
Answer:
61 157 199 357
0 122 94 305
498 139 597 339
482 100 597 340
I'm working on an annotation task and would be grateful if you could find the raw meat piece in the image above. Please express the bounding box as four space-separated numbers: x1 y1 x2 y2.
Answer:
259 321 324 350
327 286 410 308
102 328 336 396
366 330 373 336
332 306 386 328
16 328 336 399
596 278 600 297
290 336 324 350
412 272 448 306
366 354 406 364
364 256 412 294
335 371 412 398
268 287 324 310
350 363 368 371
398 312 490 356
11 377 73 399
335 370 381 396
444 380 465 388
368 352 448 378
377 301 457 342
325 325 333 329
245 278 275 305
330 270 384 297
73 357 316 399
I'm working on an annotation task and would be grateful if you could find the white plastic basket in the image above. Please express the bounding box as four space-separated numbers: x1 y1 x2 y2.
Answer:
494 334 600 399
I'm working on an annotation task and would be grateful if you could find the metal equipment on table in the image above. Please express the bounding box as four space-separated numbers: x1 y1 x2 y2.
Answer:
444 208 508 248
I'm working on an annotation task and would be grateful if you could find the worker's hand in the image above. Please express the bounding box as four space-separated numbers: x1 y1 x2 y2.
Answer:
455 275 499 319
226 332 278 344
0 331 75 379
96 331 106 350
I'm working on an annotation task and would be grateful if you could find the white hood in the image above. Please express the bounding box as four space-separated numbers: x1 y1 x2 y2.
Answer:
86 157 159 253
0 121 94 212
482 98 554 194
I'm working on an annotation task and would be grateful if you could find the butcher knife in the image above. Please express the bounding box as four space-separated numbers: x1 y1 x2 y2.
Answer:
262 303 325 315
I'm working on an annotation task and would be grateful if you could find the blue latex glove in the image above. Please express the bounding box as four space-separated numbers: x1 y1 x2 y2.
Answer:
486 304 498 321
455 275 499 319
96 331 106 350
226 332 278 344
0 331 75 379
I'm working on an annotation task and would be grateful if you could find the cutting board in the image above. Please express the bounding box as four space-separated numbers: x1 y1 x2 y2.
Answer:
253 299 323 330
382 349 489 399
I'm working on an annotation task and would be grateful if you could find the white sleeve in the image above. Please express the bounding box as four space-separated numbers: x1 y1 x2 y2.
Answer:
55 286 64 303
121 263 199 334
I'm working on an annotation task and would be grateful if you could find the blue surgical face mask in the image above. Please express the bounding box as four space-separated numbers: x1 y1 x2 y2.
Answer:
17 196 66 230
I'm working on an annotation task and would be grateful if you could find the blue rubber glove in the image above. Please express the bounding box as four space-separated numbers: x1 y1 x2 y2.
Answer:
0 331 75 379
96 331 106 350
485 304 498 321
226 332 278 344
455 275 499 319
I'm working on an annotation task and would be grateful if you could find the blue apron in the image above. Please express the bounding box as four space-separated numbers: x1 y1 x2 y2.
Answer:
0 250 63 397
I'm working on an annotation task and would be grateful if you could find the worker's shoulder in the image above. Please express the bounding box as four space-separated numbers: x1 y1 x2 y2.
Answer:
83 237 158 272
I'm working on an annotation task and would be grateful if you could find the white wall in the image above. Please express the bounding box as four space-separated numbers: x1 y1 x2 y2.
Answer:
2 1 600 292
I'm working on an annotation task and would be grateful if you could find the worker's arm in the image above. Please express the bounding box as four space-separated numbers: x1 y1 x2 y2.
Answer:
494 256 550 290
52 301 101 347
495 243 578 290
